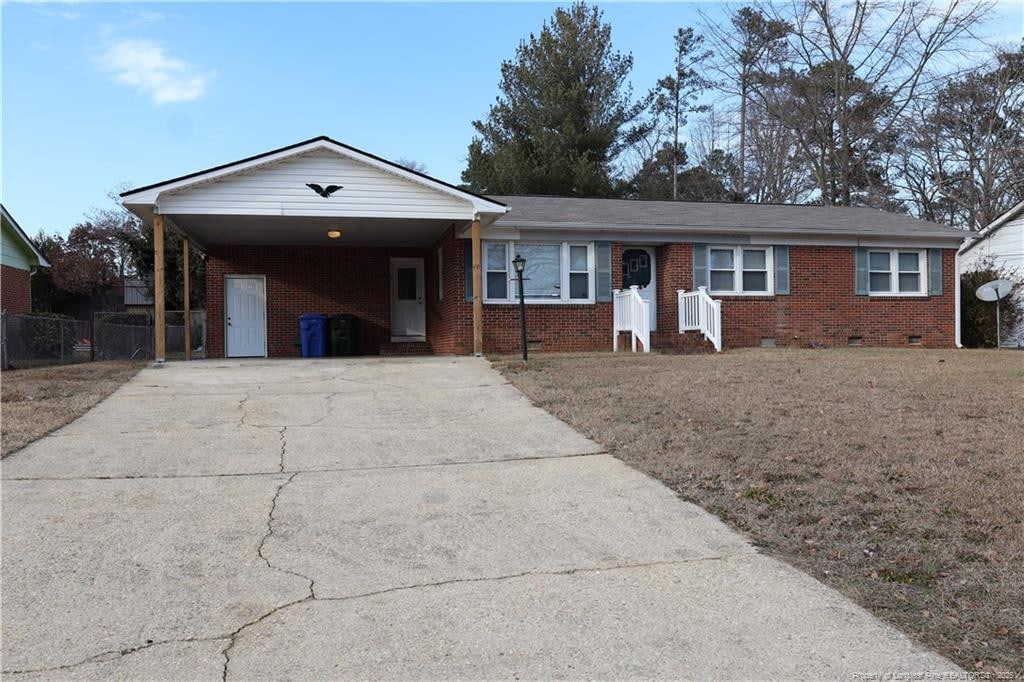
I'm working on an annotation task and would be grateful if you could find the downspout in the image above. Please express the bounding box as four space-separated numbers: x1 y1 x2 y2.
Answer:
954 248 962 348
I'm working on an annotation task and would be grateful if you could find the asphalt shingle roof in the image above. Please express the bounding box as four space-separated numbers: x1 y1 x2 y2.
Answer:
489 195 966 242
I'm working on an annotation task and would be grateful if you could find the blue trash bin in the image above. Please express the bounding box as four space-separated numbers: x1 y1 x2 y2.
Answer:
299 313 328 357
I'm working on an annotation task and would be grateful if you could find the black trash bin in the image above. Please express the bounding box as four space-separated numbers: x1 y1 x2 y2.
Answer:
327 314 356 356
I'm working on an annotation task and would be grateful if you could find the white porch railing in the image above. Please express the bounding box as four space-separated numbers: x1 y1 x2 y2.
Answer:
678 286 722 352
613 286 650 352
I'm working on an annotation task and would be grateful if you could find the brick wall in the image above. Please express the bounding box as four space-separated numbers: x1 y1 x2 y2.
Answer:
206 244 423 357
651 244 713 352
426 227 472 355
204 241 957 358
651 243 957 349
429 237 624 354
1 265 31 314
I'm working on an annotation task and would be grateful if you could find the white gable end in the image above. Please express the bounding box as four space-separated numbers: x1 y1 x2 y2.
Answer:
157 148 478 220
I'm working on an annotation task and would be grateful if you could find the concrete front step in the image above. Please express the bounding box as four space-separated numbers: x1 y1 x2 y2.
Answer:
379 341 432 356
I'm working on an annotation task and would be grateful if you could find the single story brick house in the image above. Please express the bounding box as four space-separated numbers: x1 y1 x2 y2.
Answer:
121 136 966 360
1 205 49 315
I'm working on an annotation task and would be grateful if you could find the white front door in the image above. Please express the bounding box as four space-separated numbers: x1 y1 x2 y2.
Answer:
225 276 267 357
390 258 425 340
621 246 657 331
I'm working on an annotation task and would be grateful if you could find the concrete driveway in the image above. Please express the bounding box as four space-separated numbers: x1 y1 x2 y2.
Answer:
3 357 954 679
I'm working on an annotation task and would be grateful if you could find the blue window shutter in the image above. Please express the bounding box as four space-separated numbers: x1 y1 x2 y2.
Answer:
928 249 943 295
692 243 708 290
464 241 473 302
595 241 612 302
774 245 790 295
855 247 869 295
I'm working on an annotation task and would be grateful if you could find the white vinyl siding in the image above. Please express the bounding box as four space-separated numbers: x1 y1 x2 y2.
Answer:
484 241 595 303
708 246 774 295
869 249 927 295
960 213 1024 273
157 149 475 219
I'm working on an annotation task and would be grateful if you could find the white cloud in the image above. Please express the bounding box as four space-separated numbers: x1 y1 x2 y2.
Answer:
121 9 166 28
33 6 82 21
97 39 211 105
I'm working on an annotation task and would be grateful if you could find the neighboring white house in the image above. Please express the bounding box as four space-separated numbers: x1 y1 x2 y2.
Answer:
959 201 1024 347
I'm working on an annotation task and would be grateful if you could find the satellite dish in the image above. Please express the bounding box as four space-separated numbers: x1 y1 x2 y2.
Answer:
975 279 1014 349
976 279 1013 302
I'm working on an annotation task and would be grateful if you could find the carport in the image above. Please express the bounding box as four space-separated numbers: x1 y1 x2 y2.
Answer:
120 136 506 360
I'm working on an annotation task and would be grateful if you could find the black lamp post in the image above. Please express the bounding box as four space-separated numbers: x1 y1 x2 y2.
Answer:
512 253 527 361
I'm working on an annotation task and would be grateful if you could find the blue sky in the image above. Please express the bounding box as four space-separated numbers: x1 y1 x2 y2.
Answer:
3 2 1021 236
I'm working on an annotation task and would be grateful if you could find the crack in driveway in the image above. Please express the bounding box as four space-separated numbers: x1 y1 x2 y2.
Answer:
2 451 609 482
235 392 250 428
3 553 750 678
219 553 750 681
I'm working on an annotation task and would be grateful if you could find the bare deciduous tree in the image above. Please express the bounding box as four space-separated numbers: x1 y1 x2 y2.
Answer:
700 6 791 198
750 0 994 206
898 43 1024 229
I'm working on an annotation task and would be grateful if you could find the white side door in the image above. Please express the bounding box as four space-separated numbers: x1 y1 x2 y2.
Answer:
225 276 267 357
390 258 425 340
621 246 657 331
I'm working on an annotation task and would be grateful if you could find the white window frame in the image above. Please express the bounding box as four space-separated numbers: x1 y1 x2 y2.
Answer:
868 249 927 296
708 245 775 296
436 247 444 300
484 242 510 301
483 241 596 304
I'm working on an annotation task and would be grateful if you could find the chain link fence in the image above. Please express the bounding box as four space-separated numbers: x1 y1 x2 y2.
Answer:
165 311 207 359
1 313 92 369
92 312 153 361
1 311 205 369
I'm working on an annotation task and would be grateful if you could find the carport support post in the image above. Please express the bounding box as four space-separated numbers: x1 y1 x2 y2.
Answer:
153 214 166 363
182 237 191 361
471 215 483 356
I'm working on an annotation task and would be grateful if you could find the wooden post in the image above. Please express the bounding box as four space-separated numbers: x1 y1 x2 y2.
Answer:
471 216 483 356
182 237 191 361
153 214 166 363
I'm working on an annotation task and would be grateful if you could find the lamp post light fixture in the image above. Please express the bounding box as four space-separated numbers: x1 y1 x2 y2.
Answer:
512 253 528 362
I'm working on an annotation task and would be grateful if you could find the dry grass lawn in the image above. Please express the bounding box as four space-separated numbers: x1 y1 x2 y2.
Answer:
494 349 1023 674
1 361 143 457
